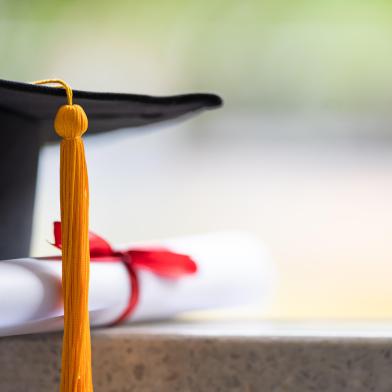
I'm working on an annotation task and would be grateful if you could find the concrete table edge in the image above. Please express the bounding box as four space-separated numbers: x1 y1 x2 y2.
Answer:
1 323 392 391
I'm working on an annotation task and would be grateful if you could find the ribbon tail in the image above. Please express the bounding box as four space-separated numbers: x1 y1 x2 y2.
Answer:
52 221 115 257
53 221 62 250
129 250 197 278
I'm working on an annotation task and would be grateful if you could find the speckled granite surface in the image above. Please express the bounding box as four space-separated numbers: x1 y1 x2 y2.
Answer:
1 321 392 391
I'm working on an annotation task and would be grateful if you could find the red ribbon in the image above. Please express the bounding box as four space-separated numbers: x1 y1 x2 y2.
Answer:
52 221 197 325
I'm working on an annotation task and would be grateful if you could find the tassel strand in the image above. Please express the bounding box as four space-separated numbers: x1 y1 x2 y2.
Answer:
34 79 93 392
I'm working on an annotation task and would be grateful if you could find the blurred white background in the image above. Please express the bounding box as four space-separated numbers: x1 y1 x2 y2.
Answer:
2 0 392 319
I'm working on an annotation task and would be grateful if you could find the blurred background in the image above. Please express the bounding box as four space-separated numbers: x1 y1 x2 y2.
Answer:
2 0 392 320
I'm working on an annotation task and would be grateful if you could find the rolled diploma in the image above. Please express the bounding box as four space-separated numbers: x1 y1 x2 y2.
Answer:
0 232 274 336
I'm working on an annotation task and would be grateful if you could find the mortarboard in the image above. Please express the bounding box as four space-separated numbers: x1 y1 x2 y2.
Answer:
0 78 222 392
0 78 222 259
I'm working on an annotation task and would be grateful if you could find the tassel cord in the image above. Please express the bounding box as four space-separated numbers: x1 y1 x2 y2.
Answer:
34 79 93 392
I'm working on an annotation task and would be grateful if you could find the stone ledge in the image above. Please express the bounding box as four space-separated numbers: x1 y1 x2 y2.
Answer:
1 321 392 391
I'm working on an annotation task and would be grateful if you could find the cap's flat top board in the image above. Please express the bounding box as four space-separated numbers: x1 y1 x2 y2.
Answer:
0 79 222 141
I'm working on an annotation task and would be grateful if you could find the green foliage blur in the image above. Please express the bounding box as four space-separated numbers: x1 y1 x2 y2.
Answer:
1 0 392 113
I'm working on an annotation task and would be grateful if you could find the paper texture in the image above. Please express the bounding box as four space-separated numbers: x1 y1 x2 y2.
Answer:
0 232 274 336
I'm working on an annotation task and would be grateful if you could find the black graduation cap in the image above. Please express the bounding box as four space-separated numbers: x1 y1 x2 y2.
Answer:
0 79 223 259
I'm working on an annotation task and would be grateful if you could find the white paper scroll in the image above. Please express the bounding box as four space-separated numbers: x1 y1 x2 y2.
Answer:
0 232 275 336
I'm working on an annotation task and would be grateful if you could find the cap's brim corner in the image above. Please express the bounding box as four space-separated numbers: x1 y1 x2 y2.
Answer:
204 94 224 109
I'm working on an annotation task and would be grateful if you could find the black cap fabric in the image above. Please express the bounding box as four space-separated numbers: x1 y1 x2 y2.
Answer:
0 79 223 141
0 78 222 259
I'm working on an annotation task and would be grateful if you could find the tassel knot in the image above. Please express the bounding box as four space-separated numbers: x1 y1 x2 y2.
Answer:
55 104 88 139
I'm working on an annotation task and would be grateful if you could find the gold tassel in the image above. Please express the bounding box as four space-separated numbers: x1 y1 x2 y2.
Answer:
34 79 93 392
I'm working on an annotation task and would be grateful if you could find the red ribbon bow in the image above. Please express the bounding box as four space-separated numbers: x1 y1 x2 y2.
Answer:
52 222 197 325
